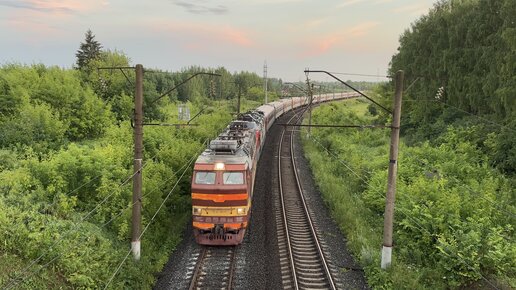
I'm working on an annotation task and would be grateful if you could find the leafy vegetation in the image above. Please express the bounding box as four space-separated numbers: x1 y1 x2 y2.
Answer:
382 0 516 175
303 100 515 289
0 52 271 289
302 1 515 288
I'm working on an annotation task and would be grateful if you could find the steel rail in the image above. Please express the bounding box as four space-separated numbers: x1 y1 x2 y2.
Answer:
188 247 207 290
188 247 237 290
277 108 336 289
289 117 336 290
278 126 300 290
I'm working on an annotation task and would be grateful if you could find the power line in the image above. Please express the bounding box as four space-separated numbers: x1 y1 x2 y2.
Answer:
150 72 221 105
310 136 427 225
104 248 133 290
3 156 157 289
278 123 393 129
46 172 104 212
327 71 391 79
396 150 515 244
454 179 515 219
308 136 500 289
401 151 516 220
101 153 200 227
305 70 392 114
314 129 514 226
437 100 515 133
103 153 197 289
101 136 217 288
404 99 515 133
12 136 212 289
5 139 207 289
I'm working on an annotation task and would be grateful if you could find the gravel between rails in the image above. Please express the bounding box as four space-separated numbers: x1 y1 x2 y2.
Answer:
154 109 368 290
291 126 369 289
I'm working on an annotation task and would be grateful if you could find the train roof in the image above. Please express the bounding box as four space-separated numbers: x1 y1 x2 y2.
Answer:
195 111 261 167
195 150 249 165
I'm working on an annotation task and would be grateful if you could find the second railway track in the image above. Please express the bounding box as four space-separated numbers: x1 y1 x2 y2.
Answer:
276 110 337 290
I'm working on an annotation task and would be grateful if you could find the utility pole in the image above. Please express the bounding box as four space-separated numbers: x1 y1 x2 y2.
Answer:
301 71 401 268
132 64 143 261
263 60 268 104
381 70 404 269
307 83 314 137
237 86 241 114
96 67 219 262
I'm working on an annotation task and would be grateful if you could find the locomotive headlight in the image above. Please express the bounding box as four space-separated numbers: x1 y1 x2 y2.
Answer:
214 163 225 170
236 208 246 215
192 207 202 215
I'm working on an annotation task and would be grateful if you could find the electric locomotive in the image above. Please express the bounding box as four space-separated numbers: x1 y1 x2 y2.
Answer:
191 93 356 245
191 111 264 245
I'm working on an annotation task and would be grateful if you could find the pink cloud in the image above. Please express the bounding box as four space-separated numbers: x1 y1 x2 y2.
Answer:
347 22 380 36
314 36 340 54
150 21 255 49
6 18 60 34
1 0 109 14
220 26 253 47
303 18 327 29
1 0 111 44
300 21 379 57
2 0 109 38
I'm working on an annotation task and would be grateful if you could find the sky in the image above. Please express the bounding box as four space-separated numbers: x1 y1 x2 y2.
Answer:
0 0 437 82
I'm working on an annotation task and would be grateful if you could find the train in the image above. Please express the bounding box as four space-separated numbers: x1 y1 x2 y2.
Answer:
191 92 357 245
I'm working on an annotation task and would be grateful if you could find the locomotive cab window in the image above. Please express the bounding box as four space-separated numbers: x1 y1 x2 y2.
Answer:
194 171 216 184
222 172 244 185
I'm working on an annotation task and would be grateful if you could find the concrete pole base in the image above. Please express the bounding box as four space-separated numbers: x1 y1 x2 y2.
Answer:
381 246 392 269
131 240 141 261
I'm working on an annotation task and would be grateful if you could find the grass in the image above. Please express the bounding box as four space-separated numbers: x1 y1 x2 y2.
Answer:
0 251 70 289
302 99 386 285
301 100 515 289
301 100 449 289
344 98 372 115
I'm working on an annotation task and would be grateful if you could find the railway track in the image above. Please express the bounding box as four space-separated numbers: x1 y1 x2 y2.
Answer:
188 246 236 290
275 111 337 290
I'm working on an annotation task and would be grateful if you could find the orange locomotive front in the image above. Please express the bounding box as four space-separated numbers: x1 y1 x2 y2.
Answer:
191 161 251 245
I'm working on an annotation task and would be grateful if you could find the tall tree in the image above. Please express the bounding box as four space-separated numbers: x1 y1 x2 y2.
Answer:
75 29 102 70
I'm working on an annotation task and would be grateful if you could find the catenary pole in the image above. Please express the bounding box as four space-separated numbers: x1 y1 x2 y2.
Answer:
237 86 241 114
381 70 404 269
308 86 313 137
132 64 144 261
264 61 268 104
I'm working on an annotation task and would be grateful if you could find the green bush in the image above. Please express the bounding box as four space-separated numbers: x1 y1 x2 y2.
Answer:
303 100 515 289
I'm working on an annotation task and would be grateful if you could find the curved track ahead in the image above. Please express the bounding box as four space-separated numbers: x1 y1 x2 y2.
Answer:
276 110 336 290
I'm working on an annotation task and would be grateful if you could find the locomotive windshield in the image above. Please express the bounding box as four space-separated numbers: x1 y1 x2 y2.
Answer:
194 171 216 184
222 172 244 185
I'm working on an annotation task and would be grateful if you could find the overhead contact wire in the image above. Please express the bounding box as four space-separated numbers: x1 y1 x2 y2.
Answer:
103 153 197 289
4 154 158 289
308 135 500 290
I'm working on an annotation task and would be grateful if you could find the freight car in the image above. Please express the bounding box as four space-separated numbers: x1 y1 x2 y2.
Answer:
191 93 355 245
